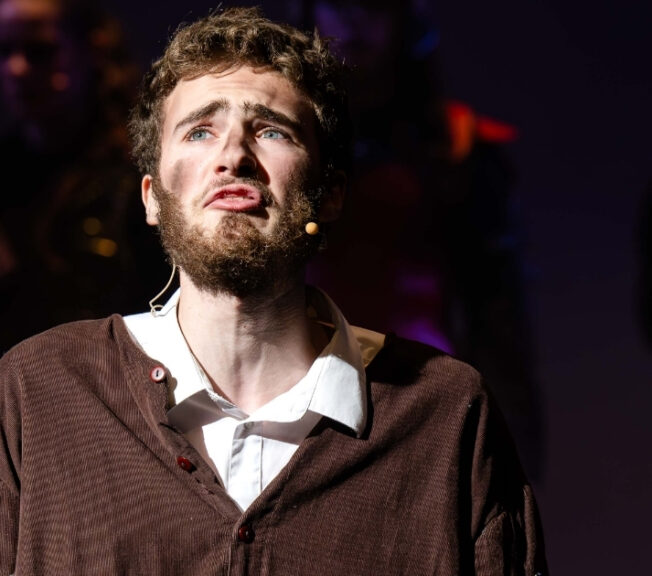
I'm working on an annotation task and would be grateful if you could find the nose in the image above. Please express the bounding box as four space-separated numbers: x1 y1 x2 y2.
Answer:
215 126 258 177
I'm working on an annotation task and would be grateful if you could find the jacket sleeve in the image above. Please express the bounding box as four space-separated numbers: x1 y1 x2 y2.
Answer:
0 353 21 576
473 484 547 575
467 384 548 576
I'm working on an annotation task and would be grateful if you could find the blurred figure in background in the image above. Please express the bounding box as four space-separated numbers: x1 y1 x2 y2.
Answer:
303 0 545 480
0 0 167 352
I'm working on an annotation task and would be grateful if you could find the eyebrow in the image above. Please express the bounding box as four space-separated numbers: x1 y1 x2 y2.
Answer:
172 98 229 135
172 99 304 136
242 102 303 134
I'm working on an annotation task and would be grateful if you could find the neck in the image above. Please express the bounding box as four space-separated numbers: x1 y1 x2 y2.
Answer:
176 272 328 414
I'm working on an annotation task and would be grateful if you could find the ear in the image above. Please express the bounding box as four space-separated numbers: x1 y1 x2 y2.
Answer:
317 170 346 223
141 175 160 226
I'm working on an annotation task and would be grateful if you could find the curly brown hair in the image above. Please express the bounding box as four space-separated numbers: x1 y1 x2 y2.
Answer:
128 6 351 178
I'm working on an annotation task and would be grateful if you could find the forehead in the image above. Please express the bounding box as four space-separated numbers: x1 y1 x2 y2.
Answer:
161 66 316 136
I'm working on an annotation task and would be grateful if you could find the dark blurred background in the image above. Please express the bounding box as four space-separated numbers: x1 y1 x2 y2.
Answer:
2 0 651 572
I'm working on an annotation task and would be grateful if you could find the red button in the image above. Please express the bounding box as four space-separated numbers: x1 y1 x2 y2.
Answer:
149 366 166 382
237 524 254 543
176 456 194 472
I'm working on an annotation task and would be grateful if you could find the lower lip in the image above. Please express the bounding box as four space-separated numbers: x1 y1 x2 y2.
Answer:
206 196 262 212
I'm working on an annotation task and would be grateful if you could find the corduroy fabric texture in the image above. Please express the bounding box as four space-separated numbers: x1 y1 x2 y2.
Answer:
0 316 547 575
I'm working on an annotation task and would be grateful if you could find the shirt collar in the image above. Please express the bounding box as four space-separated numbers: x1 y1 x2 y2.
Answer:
303 287 381 435
123 287 385 437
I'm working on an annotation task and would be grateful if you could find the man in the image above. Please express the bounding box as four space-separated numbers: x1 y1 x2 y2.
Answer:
0 7 547 575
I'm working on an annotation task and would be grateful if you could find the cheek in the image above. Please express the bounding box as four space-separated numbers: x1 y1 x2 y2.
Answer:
268 153 313 198
162 154 205 201
168 159 188 194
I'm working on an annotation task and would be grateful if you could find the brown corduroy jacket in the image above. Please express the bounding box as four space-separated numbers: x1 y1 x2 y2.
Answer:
0 316 547 575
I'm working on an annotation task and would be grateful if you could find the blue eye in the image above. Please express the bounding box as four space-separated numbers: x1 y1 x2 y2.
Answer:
188 128 210 141
260 128 286 140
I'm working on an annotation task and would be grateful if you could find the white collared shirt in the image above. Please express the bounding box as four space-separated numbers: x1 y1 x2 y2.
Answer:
123 288 384 511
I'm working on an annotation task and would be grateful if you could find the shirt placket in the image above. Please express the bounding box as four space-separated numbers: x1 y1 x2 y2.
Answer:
228 420 263 511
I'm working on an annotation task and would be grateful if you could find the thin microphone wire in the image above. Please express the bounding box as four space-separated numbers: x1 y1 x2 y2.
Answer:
149 261 178 315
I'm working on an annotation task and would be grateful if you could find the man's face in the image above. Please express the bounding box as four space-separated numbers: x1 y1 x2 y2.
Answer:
142 65 327 297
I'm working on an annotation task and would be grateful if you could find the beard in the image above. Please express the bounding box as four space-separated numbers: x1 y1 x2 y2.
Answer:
152 171 324 298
